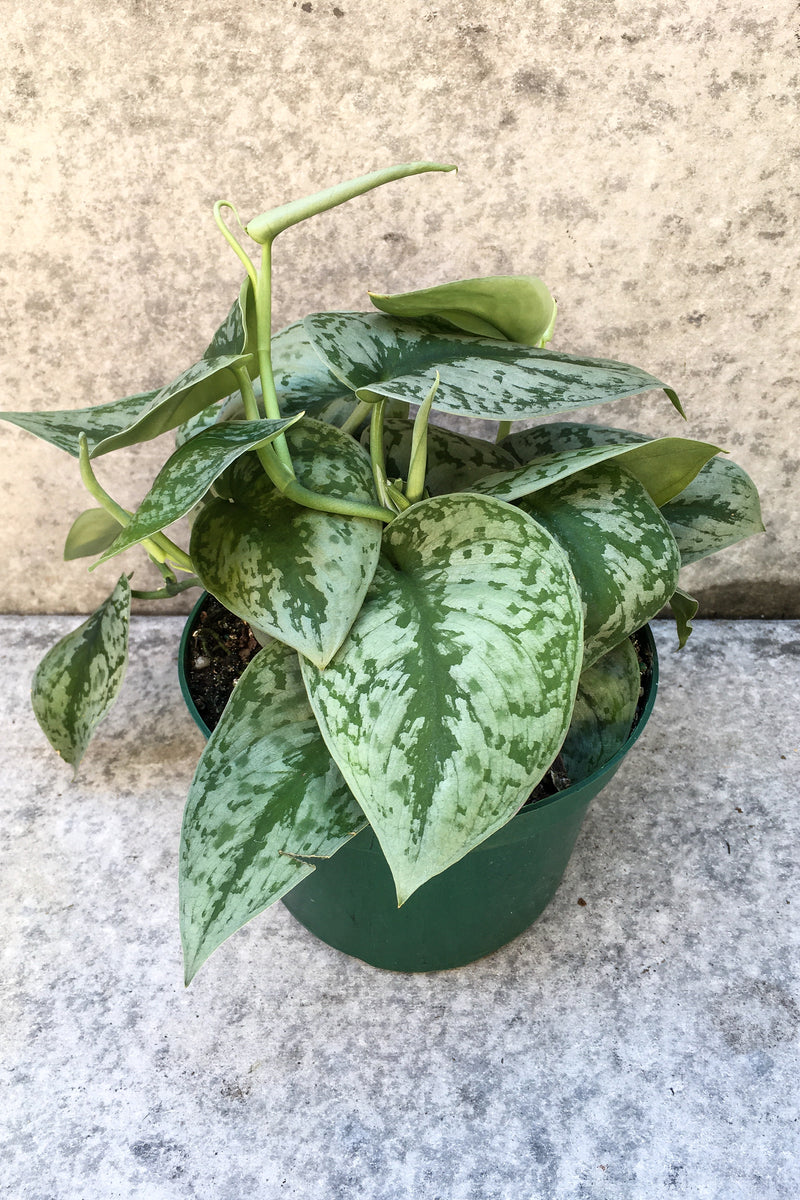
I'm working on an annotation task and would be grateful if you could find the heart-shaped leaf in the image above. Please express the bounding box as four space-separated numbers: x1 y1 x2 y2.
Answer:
560 637 641 782
487 421 720 506
97 416 302 563
660 456 764 564
63 508 124 560
519 461 680 666
300 493 584 904
31 575 131 769
190 419 382 667
180 640 364 984
369 274 557 346
302 311 682 421
364 416 519 495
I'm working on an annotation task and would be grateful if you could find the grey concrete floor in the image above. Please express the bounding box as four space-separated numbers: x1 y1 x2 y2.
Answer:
1 617 798 1200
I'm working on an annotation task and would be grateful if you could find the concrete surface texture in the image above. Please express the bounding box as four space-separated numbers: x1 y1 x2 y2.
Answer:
2 616 799 1198
0 1 796 615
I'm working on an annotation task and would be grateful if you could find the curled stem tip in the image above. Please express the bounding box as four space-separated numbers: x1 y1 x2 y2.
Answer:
213 201 258 289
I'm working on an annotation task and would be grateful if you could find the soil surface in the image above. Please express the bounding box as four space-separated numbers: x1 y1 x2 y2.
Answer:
183 597 653 804
183 595 260 731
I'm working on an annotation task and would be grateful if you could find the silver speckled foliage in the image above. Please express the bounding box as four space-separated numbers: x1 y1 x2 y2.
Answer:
2 164 764 982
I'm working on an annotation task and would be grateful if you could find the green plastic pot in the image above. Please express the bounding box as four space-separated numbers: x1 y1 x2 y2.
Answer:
179 594 659 972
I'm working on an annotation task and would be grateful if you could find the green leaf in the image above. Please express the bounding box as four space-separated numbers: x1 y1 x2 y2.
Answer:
560 638 641 782
30 575 131 769
365 416 518 495
96 416 302 564
302 311 683 421
180 640 364 984
369 274 557 347
490 421 721 506
190 419 382 667
669 587 699 648
660 456 764 564
300 493 584 904
63 508 124 560
1 280 257 458
519 461 681 667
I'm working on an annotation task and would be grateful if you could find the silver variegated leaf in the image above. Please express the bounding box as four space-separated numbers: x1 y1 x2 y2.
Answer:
180 640 364 984
63 508 124 560
202 277 258 360
0 389 160 458
519 461 680 667
174 400 227 448
364 416 518 494
660 456 764 564
90 349 255 457
300 493 584 904
190 419 382 667
560 637 641 782
30 575 131 769
97 416 302 564
302 311 682 421
489 421 720 506
272 320 358 419
1 280 257 458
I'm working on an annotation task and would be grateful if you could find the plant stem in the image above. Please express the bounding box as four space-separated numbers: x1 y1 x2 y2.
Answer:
233 367 393 523
131 576 202 601
496 420 512 443
255 240 294 474
78 435 194 573
340 400 372 436
213 202 258 292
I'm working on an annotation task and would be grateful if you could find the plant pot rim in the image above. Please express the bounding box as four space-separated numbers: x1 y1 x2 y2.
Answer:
178 590 660 820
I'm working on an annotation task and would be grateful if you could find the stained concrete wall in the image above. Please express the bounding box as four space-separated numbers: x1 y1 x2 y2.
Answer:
1 0 797 615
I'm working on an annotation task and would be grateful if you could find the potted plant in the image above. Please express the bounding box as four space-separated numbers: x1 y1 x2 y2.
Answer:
2 163 763 981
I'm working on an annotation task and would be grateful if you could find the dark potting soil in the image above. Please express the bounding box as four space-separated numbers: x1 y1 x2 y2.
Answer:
183 597 653 805
184 594 261 731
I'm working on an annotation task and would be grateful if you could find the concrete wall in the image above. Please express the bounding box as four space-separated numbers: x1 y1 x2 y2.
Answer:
1 0 796 615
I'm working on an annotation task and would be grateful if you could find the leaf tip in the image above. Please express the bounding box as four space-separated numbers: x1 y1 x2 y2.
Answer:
665 387 686 419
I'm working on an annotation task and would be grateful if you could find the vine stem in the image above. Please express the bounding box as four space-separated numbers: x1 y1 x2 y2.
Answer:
340 400 372 436
233 368 394 523
255 239 294 474
78 435 195 573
